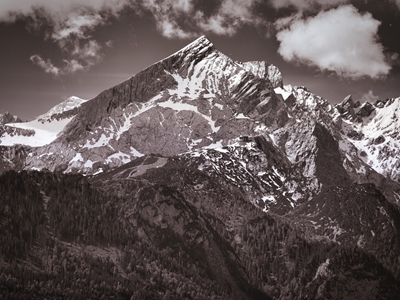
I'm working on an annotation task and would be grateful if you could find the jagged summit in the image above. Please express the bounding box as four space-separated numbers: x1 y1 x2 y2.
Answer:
0 112 22 124
154 35 215 68
0 36 399 191
178 35 214 54
2 35 400 300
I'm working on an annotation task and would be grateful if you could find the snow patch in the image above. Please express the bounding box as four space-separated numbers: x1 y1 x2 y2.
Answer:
83 133 113 149
130 146 144 157
274 87 292 101
1 117 74 147
262 195 277 204
106 152 131 164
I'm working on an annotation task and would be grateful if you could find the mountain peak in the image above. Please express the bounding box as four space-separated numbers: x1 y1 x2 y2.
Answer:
0 111 22 124
173 35 214 59
185 35 212 49
38 96 87 122
336 94 360 119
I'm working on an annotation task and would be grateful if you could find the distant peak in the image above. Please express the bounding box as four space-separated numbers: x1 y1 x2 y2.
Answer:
37 96 87 121
0 111 22 124
65 96 87 104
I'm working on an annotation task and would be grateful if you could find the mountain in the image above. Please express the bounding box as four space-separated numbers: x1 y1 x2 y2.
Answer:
1 36 286 174
1 36 400 299
0 96 86 147
336 95 400 183
0 112 22 124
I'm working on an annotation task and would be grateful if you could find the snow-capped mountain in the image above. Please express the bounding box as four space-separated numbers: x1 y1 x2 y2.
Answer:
0 96 86 147
37 96 87 122
1 36 400 201
0 36 397 190
1 36 400 299
1 36 286 174
336 95 400 182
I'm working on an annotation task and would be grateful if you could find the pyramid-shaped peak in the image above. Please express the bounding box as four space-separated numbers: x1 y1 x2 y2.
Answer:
176 35 214 56
158 36 215 65
186 35 213 48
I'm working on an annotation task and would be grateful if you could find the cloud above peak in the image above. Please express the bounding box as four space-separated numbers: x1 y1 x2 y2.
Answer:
195 0 264 36
141 0 265 39
51 13 104 41
0 0 130 22
1 0 132 76
31 11 106 76
141 0 198 39
270 0 348 11
1 0 397 79
13 0 268 76
360 90 379 103
275 5 391 80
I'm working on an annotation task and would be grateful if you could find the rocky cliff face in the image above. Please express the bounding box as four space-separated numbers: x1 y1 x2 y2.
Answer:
336 95 400 183
1 36 400 205
1 36 400 299
1 36 288 174
0 112 22 124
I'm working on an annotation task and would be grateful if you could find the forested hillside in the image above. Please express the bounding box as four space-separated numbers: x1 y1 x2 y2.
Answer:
1 165 399 299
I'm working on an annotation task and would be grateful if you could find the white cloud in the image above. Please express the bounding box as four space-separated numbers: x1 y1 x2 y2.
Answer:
196 0 264 36
64 59 85 73
140 0 267 38
218 0 260 22
105 40 113 48
195 12 236 36
360 90 379 103
51 13 104 41
158 18 195 39
275 5 391 79
141 0 197 39
30 39 101 76
270 0 348 11
36 12 105 76
0 0 132 76
0 0 131 22
30 55 61 76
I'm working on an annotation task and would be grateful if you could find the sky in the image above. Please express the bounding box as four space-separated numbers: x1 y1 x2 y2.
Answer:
0 0 399 121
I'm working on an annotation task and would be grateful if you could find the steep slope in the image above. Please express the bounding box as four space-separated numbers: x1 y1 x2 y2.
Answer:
2 158 400 299
1 36 398 195
0 36 399 209
1 36 288 174
1 35 400 300
274 85 400 204
337 95 400 183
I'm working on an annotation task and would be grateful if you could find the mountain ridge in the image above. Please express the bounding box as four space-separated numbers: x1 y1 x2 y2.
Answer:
1 36 400 299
